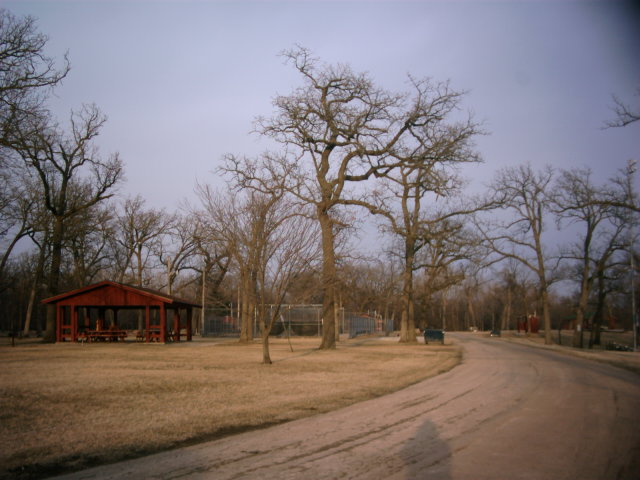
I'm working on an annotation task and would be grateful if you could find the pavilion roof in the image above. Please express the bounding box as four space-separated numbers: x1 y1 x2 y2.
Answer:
41 280 201 308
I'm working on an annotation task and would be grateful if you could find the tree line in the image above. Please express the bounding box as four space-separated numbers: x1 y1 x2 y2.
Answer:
1 10 638 360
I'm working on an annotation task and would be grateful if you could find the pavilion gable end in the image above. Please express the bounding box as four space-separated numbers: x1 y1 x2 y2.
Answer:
54 284 166 308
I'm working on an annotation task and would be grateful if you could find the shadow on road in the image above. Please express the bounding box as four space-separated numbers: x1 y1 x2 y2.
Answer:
400 418 451 480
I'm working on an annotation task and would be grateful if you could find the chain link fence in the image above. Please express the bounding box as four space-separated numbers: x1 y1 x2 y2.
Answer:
200 305 394 338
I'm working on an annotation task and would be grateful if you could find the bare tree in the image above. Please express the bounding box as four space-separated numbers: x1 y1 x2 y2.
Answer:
0 169 40 281
415 219 480 329
477 163 557 344
7 104 122 341
493 259 534 332
256 205 320 364
197 185 269 343
227 46 481 349
155 213 197 296
188 215 230 332
362 106 482 342
114 195 170 287
64 202 115 287
338 257 400 319
605 160 640 214
0 10 72 277
605 88 640 128
196 182 317 357
553 167 637 347
0 8 69 146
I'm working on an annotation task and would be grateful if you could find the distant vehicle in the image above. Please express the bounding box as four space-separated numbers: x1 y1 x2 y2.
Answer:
489 329 501 337
606 342 632 352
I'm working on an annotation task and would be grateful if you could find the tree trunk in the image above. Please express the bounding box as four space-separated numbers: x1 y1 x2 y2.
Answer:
590 271 607 346
261 329 272 364
501 286 512 330
573 255 591 348
589 319 602 349
23 241 47 337
399 240 417 343
572 285 590 348
239 271 255 343
540 285 552 345
466 291 476 332
23 284 38 337
441 293 448 331
318 210 337 350
200 264 207 336
334 296 341 343
258 303 271 364
167 257 173 295
131 245 144 332
43 216 64 342
135 247 144 286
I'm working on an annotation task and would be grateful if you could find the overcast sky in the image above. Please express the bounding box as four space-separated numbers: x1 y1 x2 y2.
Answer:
4 0 640 212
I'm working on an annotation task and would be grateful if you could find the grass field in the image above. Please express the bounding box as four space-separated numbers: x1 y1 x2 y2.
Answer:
0 336 461 479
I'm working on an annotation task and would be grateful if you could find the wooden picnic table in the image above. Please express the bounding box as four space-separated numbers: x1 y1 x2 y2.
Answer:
83 329 128 342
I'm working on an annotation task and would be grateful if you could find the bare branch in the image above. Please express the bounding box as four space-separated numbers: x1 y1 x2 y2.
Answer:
604 89 640 128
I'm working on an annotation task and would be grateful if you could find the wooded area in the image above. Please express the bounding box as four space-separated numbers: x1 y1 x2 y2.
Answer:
1 9 638 360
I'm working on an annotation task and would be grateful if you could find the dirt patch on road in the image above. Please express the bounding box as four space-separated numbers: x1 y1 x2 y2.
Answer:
0 336 461 479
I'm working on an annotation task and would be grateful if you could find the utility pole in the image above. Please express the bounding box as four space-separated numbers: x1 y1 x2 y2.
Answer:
200 263 206 334
632 252 637 351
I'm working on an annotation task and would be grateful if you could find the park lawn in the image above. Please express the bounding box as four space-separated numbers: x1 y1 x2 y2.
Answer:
0 336 461 479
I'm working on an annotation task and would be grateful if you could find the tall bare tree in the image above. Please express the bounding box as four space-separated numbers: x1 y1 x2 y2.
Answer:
477 163 557 344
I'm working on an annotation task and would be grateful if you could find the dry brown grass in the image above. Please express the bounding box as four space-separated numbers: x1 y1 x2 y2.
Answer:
0 336 461 479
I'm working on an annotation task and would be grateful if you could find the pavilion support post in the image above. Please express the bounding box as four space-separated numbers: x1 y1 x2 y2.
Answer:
83 308 90 330
56 304 62 342
174 309 181 342
71 306 78 342
145 305 151 342
187 308 193 341
160 304 167 343
98 308 105 331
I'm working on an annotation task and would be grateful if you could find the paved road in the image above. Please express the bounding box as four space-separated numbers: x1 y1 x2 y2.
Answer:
53 334 640 480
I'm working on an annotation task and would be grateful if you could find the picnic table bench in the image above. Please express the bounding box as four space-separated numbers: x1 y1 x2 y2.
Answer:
133 329 185 343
